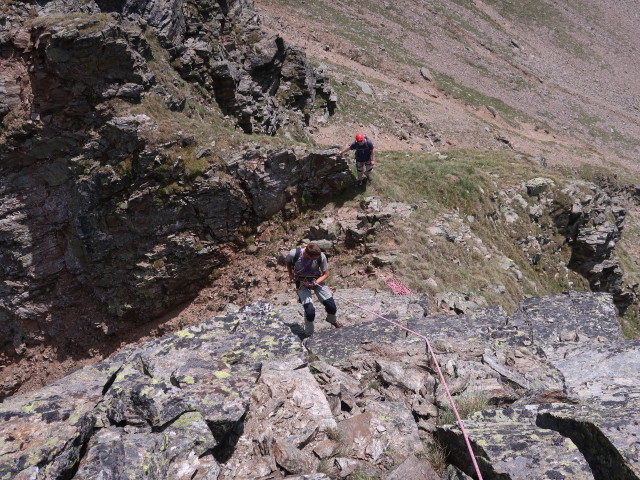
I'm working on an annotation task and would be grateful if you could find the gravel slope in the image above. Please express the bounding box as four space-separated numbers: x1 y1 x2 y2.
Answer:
257 0 640 171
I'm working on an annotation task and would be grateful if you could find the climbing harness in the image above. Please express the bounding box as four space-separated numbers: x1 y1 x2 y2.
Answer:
329 286 485 480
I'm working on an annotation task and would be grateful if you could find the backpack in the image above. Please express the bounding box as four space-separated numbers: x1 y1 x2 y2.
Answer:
290 245 323 271
288 243 307 268
354 136 374 161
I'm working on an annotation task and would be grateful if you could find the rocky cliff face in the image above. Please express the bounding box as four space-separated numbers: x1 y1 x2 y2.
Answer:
2 291 638 479
0 0 345 397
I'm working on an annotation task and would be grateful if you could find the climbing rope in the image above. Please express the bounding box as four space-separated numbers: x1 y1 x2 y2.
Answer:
330 290 485 480
385 275 413 295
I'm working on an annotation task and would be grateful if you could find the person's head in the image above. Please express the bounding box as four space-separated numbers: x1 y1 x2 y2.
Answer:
305 243 322 259
355 133 365 144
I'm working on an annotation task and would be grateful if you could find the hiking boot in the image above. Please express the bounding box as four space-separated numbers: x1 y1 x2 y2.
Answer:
333 320 344 328
304 320 315 337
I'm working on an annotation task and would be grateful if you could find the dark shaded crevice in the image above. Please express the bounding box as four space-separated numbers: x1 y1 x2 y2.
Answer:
101 366 123 395
58 431 92 480
169 374 182 388
138 355 154 378
209 416 246 463
53 413 98 480
536 412 638 480
434 428 509 480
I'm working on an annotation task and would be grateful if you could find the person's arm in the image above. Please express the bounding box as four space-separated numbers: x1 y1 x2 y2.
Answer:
285 253 296 282
337 144 352 155
370 147 375 165
315 268 329 285
287 262 295 281
314 255 330 284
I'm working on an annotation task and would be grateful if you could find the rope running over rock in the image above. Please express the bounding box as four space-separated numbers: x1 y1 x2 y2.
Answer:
329 282 485 480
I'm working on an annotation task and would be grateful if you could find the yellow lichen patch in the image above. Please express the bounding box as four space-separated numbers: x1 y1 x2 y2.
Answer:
68 413 82 425
263 335 278 347
214 371 231 379
177 330 195 338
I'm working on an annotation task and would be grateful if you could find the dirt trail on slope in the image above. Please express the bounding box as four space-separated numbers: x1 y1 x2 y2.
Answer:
257 0 640 171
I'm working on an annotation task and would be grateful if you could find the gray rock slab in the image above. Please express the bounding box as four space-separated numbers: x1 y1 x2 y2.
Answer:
407 306 511 343
75 411 217 479
509 291 621 343
535 339 640 476
273 289 428 334
218 358 335 479
537 403 640 479
105 302 305 436
385 454 439 480
543 339 640 405
305 320 404 364
0 303 304 478
437 406 594 480
0 360 124 479
365 401 425 462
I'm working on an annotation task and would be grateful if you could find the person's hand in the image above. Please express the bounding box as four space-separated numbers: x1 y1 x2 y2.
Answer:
303 280 317 288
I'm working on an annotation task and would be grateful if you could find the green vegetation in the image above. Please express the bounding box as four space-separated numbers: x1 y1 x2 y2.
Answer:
432 72 530 127
438 391 490 425
325 149 593 313
325 427 342 442
425 440 449 474
569 103 640 152
349 470 379 480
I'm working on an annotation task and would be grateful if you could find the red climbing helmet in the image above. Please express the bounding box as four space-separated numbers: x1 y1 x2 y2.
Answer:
355 133 365 142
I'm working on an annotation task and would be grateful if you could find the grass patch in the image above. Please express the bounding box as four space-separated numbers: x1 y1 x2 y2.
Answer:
325 427 342 442
432 72 530 127
349 470 378 480
353 149 593 312
568 103 640 152
438 391 490 425
425 439 449 475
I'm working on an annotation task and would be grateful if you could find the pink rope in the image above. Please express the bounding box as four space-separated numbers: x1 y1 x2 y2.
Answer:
385 276 413 295
332 291 484 480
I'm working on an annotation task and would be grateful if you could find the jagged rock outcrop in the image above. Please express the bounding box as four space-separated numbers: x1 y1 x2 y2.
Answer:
2 290 638 479
487 176 635 312
0 140 349 387
0 0 347 397
558 180 632 309
1 0 336 134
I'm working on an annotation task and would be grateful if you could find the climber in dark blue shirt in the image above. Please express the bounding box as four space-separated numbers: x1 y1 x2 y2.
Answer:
338 132 375 186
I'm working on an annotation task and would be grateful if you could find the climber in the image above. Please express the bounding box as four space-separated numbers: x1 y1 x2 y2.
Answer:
285 242 342 338
337 132 375 186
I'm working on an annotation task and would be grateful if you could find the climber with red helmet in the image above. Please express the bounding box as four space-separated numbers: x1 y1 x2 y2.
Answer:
337 133 375 187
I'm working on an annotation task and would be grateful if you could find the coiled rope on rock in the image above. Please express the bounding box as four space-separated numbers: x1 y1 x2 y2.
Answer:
385 275 414 295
